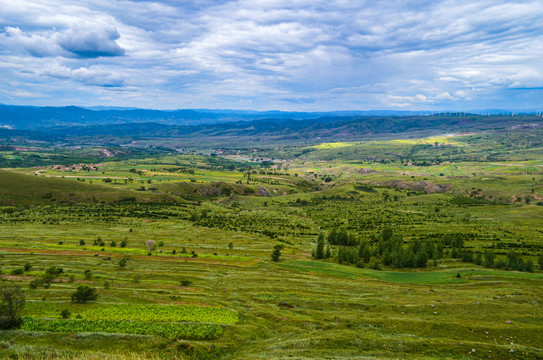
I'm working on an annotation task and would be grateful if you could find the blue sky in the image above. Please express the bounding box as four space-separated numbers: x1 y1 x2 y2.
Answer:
1 0 542 111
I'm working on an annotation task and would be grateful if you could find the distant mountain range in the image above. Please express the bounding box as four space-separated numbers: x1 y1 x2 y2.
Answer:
1 104 542 146
0 104 445 129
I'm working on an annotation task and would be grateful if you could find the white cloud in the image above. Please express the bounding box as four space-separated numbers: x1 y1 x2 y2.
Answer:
1 24 125 58
435 92 454 100
1 0 543 110
57 24 125 57
41 65 126 87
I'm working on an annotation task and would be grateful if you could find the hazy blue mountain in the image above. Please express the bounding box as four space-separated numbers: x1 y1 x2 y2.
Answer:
0 105 439 130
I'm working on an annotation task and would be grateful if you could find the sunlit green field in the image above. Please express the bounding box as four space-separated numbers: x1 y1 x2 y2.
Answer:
1 131 543 359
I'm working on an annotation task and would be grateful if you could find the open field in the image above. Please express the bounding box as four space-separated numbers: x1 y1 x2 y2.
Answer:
1 129 543 359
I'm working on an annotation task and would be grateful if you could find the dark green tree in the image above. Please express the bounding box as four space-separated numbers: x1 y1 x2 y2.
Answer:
327 229 337 245
474 252 483 266
0 284 25 329
484 250 495 268
415 246 429 268
325 246 331 259
314 233 325 259
380 225 393 242
506 251 523 271
524 260 534 273
271 244 284 262
71 285 98 304
362 246 371 263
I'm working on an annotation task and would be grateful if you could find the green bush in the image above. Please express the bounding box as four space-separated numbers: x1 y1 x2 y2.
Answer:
71 286 98 304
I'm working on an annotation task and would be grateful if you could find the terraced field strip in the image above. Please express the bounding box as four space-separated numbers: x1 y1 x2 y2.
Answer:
281 260 543 284
21 303 238 339
23 303 239 324
21 318 223 339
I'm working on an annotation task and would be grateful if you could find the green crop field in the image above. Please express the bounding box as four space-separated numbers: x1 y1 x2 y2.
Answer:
1 129 543 359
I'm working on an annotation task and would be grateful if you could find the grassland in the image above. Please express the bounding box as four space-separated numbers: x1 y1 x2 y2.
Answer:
0 129 542 359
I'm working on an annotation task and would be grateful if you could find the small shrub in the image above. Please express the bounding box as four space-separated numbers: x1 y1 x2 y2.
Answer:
84 270 93 280
45 267 63 276
29 280 40 289
41 274 55 286
118 255 131 269
11 268 24 275
60 309 71 319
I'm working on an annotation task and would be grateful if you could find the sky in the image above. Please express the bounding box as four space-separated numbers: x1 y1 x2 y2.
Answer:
1 0 542 111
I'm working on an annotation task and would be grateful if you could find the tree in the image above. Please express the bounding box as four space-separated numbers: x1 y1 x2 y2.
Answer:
314 233 325 259
325 246 331 259
327 229 337 245
506 251 523 271
380 225 393 242
71 285 98 303
484 250 495 268
0 284 25 329
415 246 428 268
524 260 534 273
474 252 483 266
118 254 131 268
271 244 284 262
145 240 156 253
359 242 371 263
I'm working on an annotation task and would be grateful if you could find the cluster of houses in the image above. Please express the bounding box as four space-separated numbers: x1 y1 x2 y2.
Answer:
50 163 104 171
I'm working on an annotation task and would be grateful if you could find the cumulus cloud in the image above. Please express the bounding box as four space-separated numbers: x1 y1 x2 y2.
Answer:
1 26 61 57
1 24 125 58
57 25 125 57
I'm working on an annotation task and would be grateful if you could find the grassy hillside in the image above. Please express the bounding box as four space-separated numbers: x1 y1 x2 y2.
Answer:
0 170 175 206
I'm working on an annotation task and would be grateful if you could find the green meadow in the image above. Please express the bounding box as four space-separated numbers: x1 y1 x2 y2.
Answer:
1 131 542 359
